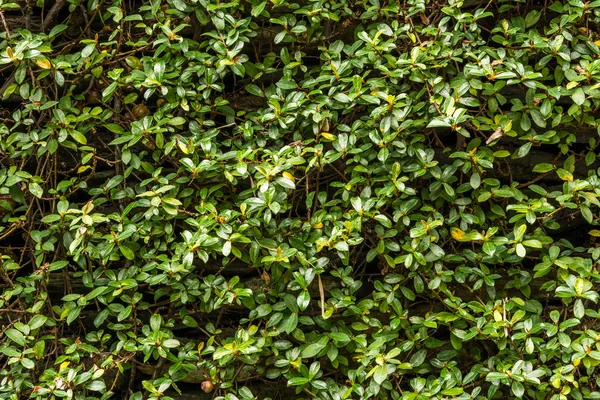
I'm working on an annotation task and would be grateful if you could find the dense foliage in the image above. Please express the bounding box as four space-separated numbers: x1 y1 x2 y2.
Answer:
4 0 600 399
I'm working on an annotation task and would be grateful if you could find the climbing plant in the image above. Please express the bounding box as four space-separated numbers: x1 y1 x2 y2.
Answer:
2 0 600 399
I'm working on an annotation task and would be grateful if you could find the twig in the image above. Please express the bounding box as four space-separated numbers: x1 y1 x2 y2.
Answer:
25 0 32 30
0 11 11 40
43 0 68 33
79 4 89 28
318 275 325 318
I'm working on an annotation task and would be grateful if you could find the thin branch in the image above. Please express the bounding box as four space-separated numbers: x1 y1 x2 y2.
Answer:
0 11 11 40
43 0 68 33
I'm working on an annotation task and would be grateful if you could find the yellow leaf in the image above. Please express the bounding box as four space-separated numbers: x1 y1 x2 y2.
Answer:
589 230 600 237
282 171 295 182
551 378 561 388
493 310 503 322
566 81 579 90
77 165 91 174
177 140 189 154
35 58 52 69
450 227 468 242
595 40 600 46
59 361 70 372
321 132 336 141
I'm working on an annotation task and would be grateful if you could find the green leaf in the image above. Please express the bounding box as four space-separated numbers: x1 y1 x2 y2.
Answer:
281 312 298 334
523 239 542 248
162 339 180 348
572 87 585 106
104 123 125 134
297 290 310 311
118 305 132 321
85 286 108 300
525 10 541 27
426 119 451 128
94 309 109 328
302 342 327 358
330 332 350 343
516 243 526 257
21 358 35 369
486 372 508 382
276 80 296 90
28 315 47 330
172 0 187 11
372 365 388 385
251 1 267 16
41 214 61 223
470 173 481 189
276 177 295 190
288 377 309 386
410 349 427 367
86 380 106 391
70 130 87 144
168 117 187 126
245 84 263 97
533 163 554 173
512 381 524 397
49 24 68 38
334 93 352 103
66 307 82 325
49 261 69 271
119 245 135 260
442 388 464 396
29 182 43 198
514 142 532 158
574 299 585 319
6 329 26 346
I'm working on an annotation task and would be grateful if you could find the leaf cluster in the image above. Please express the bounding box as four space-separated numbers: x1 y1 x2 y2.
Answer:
3 0 600 400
